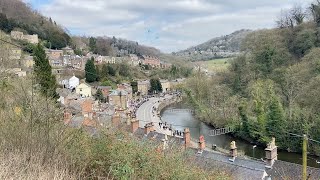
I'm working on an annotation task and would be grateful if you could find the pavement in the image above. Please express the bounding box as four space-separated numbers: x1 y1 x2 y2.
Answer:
136 95 173 136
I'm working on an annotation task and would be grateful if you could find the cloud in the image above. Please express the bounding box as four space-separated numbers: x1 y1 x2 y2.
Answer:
36 0 314 52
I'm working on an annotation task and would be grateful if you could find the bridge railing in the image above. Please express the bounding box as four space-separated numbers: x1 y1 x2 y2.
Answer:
208 127 234 136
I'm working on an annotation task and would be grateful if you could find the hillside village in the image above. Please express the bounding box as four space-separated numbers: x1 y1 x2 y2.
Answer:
1 29 186 133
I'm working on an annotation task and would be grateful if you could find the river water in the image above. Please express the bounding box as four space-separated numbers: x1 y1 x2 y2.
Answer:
160 104 320 168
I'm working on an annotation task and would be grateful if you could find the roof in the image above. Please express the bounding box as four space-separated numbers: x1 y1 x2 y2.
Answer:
191 149 266 180
110 89 128 96
97 86 112 90
266 160 320 180
77 83 91 88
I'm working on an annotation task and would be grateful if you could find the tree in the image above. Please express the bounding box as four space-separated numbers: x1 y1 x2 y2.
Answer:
95 65 100 81
150 78 162 93
310 1 320 26
89 37 97 53
266 96 286 145
107 65 116 76
95 89 105 103
101 64 108 78
33 43 58 99
85 57 97 83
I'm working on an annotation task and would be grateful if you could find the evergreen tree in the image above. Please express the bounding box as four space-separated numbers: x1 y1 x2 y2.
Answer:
266 96 286 142
33 43 58 99
85 57 97 83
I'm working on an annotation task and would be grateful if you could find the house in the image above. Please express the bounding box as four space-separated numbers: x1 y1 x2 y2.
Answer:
109 89 128 109
69 76 80 89
97 86 112 98
142 55 161 68
160 62 172 69
76 83 92 97
137 80 150 95
117 83 133 100
129 54 141 66
10 31 38 44
160 79 170 93
48 49 63 60
62 46 74 55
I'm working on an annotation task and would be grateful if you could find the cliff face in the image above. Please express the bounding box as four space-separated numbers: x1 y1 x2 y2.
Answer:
173 29 252 61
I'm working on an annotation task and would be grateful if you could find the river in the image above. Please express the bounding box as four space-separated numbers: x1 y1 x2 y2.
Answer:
160 103 320 168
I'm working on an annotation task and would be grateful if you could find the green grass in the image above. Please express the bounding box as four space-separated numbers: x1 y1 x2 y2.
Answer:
195 58 233 73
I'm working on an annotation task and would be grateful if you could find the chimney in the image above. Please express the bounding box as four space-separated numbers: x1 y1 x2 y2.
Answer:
64 110 72 124
265 137 277 167
198 135 205 151
230 141 237 158
184 128 191 149
144 122 154 135
112 113 120 127
131 119 139 133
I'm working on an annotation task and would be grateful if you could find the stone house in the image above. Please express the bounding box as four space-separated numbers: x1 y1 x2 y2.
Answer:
142 55 161 68
160 79 170 93
48 49 63 60
10 31 38 44
97 86 112 98
22 55 34 68
109 89 128 109
62 46 74 55
137 80 150 95
76 83 92 98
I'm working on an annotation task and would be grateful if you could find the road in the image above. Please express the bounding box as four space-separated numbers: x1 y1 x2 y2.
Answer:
136 96 172 136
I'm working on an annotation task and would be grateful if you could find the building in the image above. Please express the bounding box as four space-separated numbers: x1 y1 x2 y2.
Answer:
68 76 80 89
129 54 141 66
117 83 133 100
160 79 171 93
76 83 92 97
109 89 128 109
137 80 150 95
62 46 74 55
142 55 161 68
97 86 112 98
10 31 38 44
48 49 63 60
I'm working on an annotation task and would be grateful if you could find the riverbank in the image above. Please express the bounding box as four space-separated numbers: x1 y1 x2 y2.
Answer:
160 103 320 168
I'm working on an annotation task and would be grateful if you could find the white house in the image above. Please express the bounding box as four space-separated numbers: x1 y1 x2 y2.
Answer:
69 76 80 89
76 83 92 98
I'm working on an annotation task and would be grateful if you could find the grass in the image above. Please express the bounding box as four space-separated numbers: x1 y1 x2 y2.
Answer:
197 58 233 73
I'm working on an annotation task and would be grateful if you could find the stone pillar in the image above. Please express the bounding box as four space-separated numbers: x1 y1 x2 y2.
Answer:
230 141 237 158
265 137 277 167
198 135 205 151
131 119 139 133
184 128 191 149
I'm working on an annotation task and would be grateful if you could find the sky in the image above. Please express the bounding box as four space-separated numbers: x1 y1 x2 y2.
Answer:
24 0 314 53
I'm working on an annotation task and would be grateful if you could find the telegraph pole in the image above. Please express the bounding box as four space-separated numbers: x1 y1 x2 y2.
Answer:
302 134 307 180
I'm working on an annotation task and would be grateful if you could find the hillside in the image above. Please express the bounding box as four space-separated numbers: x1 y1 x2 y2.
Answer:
0 0 162 57
173 29 251 61
0 0 71 49
71 36 161 57
185 1 320 156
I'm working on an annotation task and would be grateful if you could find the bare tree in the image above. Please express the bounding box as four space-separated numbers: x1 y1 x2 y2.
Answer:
291 5 306 25
310 0 320 26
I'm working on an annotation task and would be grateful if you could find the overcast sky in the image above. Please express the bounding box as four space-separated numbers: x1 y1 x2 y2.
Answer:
25 0 314 52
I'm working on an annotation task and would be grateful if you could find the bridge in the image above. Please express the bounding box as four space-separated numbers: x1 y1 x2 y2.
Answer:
209 127 234 136
166 109 194 113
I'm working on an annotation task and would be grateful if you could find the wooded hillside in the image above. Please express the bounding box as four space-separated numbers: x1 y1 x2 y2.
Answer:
186 2 320 155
